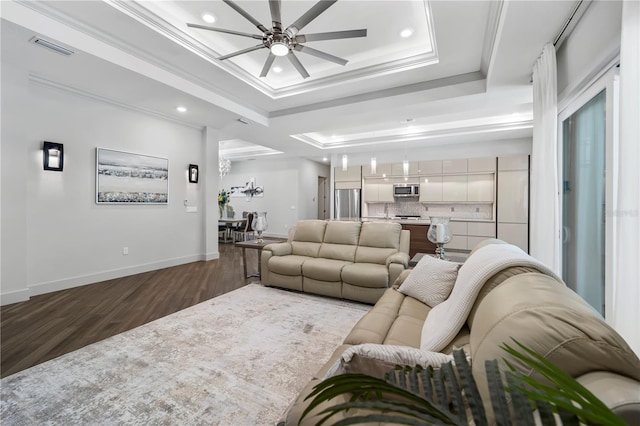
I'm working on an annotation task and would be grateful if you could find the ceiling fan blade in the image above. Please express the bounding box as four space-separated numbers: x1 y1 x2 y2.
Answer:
223 0 270 34
295 29 367 43
287 52 310 79
218 44 266 60
187 23 264 40
294 44 347 66
286 0 337 35
269 0 282 31
260 53 276 77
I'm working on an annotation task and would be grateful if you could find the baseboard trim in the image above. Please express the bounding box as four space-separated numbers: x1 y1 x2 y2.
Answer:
0 288 31 306
203 252 220 261
27 255 204 298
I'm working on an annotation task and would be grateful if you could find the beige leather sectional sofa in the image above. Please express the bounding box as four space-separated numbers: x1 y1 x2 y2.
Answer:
261 220 410 304
279 239 640 425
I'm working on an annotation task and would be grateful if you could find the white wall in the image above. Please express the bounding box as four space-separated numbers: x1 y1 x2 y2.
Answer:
1 53 219 305
222 158 330 238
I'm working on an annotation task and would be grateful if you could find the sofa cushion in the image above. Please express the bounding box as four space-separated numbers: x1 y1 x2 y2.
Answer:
398 255 461 307
291 242 322 258
267 255 311 276
470 273 640 414
302 258 352 282
358 222 402 249
292 220 327 242
323 221 361 245
318 243 357 262
342 263 389 288
354 246 398 265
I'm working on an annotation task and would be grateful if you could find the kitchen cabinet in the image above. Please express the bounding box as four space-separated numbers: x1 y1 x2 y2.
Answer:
334 166 362 182
467 221 496 237
335 181 361 189
467 174 494 202
498 155 529 171
419 176 443 202
401 224 437 258
442 159 467 174
362 163 392 177
418 160 442 175
497 170 528 222
391 161 419 176
498 223 528 252
363 182 393 203
468 157 496 172
442 175 467 201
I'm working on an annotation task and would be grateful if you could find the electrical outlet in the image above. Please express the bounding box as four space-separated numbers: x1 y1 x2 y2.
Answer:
123 247 129 255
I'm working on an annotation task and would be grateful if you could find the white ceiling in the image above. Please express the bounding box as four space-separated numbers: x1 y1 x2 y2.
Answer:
1 0 578 163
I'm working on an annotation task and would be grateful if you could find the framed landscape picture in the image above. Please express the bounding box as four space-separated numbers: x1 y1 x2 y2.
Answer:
96 148 169 204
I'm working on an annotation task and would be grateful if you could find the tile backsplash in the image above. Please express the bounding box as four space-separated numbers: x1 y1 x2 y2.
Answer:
367 200 493 221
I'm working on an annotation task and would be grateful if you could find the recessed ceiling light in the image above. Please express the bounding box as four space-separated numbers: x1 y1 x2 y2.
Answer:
176 106 187 113
400 28 414 38
322 157 328 162
202 13 216 24
273 66 283 73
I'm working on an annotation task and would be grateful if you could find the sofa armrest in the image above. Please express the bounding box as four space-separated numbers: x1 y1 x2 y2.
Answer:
263 242 292 256
386 252 409 268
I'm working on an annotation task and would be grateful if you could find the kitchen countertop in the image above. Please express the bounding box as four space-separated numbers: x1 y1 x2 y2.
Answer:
361 217 495 225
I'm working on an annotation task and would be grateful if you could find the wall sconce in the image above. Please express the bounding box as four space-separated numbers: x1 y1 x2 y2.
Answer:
43 141 64 171
188 164 199 183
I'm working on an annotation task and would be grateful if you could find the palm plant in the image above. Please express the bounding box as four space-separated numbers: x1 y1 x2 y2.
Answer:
302 340 625 425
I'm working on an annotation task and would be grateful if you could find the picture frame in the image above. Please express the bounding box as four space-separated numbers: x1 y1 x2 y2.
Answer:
96 148 169 204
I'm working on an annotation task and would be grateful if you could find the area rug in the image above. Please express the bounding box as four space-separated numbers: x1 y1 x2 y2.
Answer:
1 284 370 425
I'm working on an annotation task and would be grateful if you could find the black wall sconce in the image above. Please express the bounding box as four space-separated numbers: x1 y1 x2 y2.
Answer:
43 141 64 171
188 164 199 183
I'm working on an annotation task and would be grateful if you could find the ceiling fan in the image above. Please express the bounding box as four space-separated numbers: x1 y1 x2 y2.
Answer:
187 0 367 79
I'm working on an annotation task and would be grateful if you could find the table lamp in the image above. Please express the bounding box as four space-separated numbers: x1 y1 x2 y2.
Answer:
427 217 452 260
253 212 268 243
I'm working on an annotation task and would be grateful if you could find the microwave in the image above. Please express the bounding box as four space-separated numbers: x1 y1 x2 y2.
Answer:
393 183 419 197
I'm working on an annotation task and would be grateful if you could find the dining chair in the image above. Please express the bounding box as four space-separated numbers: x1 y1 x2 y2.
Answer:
233 212 255 242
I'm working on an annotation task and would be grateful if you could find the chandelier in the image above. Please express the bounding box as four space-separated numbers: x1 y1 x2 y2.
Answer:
219 157 231 177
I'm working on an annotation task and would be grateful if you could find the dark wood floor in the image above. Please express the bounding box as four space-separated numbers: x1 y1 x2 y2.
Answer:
0 243 260 378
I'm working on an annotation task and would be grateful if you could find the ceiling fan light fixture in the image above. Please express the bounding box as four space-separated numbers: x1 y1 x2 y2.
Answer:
270 42 289 56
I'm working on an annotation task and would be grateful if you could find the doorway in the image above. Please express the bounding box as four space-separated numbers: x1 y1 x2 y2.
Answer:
317 177 329 220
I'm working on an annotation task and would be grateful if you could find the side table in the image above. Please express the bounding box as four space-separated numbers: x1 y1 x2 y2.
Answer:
235 238 284 279
409 252 468 267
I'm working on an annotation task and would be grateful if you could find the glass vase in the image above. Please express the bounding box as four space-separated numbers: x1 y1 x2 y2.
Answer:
252 212 268 243
427 217 452 260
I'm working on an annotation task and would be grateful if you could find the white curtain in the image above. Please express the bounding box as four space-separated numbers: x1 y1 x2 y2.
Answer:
530 43 560 273
612 0 640 356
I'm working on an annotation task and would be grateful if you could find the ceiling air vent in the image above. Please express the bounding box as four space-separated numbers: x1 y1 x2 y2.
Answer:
29 37 74 56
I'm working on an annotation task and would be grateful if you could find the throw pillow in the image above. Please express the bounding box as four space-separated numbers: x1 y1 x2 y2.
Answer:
398 255 461 307
323 344 454 379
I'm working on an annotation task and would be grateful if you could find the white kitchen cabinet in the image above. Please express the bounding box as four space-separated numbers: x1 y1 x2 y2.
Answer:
363 182 393 203
391 161 419 176
379 183 394 202
447 235 468 250
442 175 467 201
418 160 442 174
467 174 494 202
468 157 496 172
419 176 443 202
449 221 468 235
363 163 392 177
498 223 528 252
467 222 496 237
335 166 362 182
498 155 529 171
442 159 467 174
497 170 528 223
335 181 361 189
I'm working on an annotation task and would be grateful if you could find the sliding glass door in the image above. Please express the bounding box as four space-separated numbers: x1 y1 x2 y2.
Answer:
561 90 606 315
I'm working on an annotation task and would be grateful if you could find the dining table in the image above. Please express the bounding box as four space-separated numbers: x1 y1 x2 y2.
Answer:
219 218 247 243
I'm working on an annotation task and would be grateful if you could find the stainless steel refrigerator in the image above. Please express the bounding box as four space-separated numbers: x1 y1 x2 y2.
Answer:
334 189 361 220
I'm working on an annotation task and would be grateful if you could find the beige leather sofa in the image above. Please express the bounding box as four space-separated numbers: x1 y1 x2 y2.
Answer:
261 220 410 304
280 239 640 425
